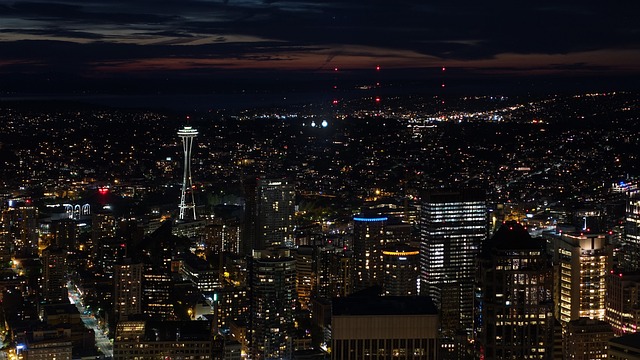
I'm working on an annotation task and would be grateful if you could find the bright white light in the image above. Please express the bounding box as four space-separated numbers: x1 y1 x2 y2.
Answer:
321 120 328 128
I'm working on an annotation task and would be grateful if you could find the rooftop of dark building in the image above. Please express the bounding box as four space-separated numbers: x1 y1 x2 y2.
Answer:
482 221 546 257
333 293 437 316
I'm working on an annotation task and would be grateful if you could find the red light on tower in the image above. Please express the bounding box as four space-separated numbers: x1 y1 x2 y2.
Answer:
98 187 109 195
332 99 339 105
375 96 381 103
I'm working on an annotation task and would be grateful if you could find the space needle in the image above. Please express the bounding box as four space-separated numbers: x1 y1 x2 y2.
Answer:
178 125 198 220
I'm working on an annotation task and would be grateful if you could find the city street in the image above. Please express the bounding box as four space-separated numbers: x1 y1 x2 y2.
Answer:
68 283 113 359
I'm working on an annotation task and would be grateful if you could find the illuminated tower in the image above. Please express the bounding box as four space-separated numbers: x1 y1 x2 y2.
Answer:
419 189 486 335
249 249 296 360
353 215 387 291
623 194 640 270
382 243 419 296
178 126 198 221
255 178 295 249
114 259 143 323
551 232 612 324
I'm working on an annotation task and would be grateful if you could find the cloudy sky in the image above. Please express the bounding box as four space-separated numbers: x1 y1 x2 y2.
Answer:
1 0 639 92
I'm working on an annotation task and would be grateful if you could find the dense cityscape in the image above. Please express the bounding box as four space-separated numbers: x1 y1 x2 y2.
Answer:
0 90 639 359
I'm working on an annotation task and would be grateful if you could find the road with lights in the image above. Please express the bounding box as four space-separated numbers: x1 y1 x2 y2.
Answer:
68 283 114 359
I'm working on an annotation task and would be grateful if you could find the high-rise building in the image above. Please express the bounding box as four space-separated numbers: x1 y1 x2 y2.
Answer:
93 237 128 278
243 178 296 253
114 259 143 323
564 318 613 360
42 246 68 304
4 200 38 255
623 194 640 270
0 209 12 264
419 189 486 335
551 232 612 323
242 176 259 255
331 294 439 360
256 178 295 249
205 218 242 255
294 245 314 309
605 270 640 336
212 286 249 329
475 222 555 359
249 249 296 360
178 126 198 221
382 243 419 296
92 211 116 243
51 218 78 251
142 270 173 320
353 215 387 291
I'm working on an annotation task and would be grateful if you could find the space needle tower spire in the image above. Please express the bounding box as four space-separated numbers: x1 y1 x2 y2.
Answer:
178 125 198 220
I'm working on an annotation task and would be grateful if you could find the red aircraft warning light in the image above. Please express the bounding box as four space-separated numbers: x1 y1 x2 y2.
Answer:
98 187 109 195
375 96 381 103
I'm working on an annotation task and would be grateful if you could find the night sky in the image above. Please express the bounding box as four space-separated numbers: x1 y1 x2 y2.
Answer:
1 1 640 95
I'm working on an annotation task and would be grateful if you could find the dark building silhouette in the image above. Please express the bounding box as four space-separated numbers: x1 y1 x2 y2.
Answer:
42 246 68 304
475 222 555 359
331 291 439 360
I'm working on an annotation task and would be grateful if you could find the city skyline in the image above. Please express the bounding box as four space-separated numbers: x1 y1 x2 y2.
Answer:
0 90 639 359
1 2 640 352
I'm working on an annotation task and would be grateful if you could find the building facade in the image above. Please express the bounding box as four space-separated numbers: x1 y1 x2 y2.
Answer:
256 179 295 249
624 195 640 271
476 222 555 359
114 260 143 323
551 232 612 323
249 249 296 360
353 215 387 291
419 189 486 335
606 271 640 335
113 320 214 360
564 318 613 360
382 243 419 296
331 295 439 360
42 246 68 304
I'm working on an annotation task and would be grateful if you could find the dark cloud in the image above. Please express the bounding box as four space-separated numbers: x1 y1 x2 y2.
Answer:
0 0 639 85
1 28 105 40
